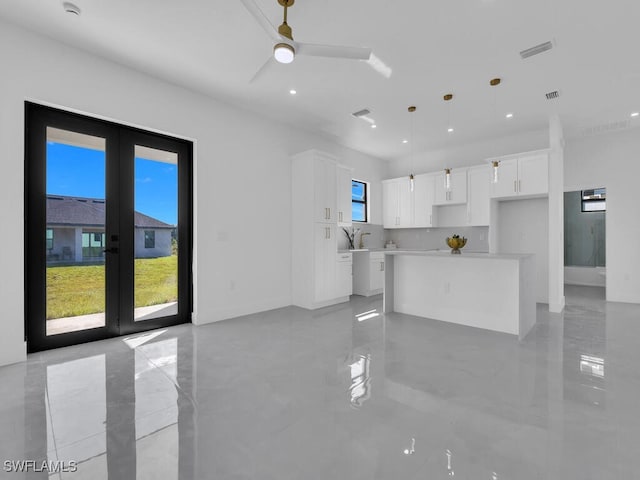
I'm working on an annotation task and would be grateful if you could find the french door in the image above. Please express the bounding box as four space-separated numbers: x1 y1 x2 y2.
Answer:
25 103 193 352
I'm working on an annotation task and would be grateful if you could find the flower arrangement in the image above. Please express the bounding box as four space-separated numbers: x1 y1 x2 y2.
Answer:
342 227 361 250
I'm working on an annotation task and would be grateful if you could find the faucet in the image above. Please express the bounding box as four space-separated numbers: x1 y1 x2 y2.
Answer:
359 232 371 249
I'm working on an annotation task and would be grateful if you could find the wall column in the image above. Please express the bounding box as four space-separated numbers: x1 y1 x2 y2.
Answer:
548 114 565 312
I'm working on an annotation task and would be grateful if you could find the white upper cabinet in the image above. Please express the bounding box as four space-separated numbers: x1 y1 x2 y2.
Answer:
383 178 413 228
313 155 337 223
336 165 353 226
434 169 467 205
491 151 548 199
491 158 519 198
518 153 549 196
467 165 491 226
413 173 435 227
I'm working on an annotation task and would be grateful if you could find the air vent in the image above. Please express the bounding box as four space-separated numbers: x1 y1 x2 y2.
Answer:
545 90 560 100
352 109 371 118
520 41 553 59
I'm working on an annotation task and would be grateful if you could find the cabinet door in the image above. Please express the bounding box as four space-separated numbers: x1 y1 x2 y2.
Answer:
369 258 385 291
336 260 353 297
383 181 400 228
448 170 467 204
491 158 518 198
467 166 490 226
398 179 414 227
434 170 467 205
314 157 337 223
433 172 448 205
314 223 336 302
336 165 352 226
518 153 548 196
413 174 435 227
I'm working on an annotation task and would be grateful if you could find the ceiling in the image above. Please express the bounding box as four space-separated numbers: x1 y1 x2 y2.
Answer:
2 0 639 160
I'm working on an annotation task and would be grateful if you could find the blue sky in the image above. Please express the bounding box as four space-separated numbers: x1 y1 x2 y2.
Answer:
47 142 178 225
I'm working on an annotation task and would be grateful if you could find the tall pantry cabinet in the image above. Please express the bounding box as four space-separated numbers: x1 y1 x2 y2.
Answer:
292 150 352 309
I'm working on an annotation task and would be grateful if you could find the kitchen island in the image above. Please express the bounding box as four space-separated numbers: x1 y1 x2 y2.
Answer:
383 250 536 340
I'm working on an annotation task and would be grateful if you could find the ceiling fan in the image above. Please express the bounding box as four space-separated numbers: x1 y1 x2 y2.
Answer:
240 0 391 82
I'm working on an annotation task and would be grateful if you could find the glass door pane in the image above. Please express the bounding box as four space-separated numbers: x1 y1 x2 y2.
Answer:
133 145 178 321
46 127 107 335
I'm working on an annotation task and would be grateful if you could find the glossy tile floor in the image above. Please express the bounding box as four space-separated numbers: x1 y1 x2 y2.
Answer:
2 285 640 479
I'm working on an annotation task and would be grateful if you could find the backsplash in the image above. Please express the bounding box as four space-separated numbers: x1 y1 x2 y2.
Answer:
338 223 385 250
384 226 489 252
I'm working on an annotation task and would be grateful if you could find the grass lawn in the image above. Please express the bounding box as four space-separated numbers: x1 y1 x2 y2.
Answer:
46 255 178 320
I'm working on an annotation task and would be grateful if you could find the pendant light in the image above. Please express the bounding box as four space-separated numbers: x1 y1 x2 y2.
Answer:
408 105 416 192
490 78 501 183
443 94 453 191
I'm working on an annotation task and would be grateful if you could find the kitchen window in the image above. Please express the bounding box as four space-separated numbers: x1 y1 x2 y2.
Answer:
352 180 368 222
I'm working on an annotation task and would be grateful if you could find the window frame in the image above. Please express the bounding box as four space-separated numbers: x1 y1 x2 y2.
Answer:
352 179 368 223
581 188 606 213
144 230 155 249
46 228 54 251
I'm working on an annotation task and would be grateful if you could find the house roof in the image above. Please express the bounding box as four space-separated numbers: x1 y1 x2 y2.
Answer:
46 195 174 229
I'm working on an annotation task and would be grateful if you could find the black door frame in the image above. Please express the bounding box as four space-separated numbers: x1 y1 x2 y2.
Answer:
25 102 193 352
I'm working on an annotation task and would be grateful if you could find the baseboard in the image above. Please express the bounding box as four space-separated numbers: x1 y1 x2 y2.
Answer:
193 295 292 325
292 296 350 310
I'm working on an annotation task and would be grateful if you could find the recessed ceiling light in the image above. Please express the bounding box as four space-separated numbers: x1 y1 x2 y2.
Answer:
631 112 639 117
63 1 81 15
506 113 514 118
289 89 297 95
402 139 408 144
371 124 377 129
447 127 454 133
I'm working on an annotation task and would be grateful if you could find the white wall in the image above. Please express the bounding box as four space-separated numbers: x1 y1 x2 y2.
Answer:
497 198 549 304
385 130 549 179
0 20 386 366
565 127 640 303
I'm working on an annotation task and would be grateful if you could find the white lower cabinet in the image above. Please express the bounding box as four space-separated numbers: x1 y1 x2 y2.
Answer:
336 252 353 298
353 251 385 296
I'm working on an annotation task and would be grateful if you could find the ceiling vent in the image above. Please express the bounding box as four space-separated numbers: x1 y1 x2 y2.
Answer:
545 90 560 100
352 109 371 118
520 41 554 59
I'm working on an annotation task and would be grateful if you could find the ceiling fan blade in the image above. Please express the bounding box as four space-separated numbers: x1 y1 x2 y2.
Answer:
365 52 393 79
296 42 372 60
239 0 282 42
249 56 277 83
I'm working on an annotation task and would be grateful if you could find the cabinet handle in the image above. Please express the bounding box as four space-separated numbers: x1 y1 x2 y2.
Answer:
339 211 342 222
328 227 331 239
518 180 521 193
429 214 432 225
513 180 517 193
328 208 331 220
380 262 385 272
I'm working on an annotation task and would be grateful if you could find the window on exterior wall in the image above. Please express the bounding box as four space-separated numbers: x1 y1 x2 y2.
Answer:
46 229 54 250
352 180 368 222
581 188 606 212
144 230 155 249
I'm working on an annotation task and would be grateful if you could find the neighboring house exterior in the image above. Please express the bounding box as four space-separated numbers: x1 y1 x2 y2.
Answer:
46 195 174 263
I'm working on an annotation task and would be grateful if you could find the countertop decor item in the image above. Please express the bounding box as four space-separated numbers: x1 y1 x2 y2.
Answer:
446 234 467 254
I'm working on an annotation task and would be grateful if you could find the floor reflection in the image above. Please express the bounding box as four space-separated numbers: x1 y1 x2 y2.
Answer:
4 286 640 479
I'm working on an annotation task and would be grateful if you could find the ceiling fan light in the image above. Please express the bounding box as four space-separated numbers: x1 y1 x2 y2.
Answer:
274 43 295 64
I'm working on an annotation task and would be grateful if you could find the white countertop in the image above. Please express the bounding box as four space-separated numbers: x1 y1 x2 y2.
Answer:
383 249 534 260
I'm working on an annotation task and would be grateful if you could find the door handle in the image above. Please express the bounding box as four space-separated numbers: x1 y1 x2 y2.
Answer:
103 247 119 254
